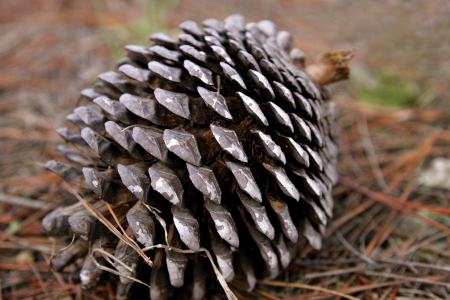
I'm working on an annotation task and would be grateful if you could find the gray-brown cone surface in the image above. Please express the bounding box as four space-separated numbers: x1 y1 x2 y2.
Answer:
43 14 349 299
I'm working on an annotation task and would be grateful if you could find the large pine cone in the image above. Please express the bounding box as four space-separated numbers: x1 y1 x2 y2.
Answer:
42 14 346 299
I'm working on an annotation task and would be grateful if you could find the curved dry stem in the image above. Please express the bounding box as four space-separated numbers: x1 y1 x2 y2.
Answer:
257 280 360 300
141 244 238 300
48 233 76 271
65 183 153 267
91 248 150 288
66 184 237 299
120 124 163 133
142 202 169 246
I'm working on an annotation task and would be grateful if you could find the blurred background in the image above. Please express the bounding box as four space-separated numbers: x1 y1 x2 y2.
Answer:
1 0 450 299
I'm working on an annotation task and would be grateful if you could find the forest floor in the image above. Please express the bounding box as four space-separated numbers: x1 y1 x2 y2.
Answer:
1 0 449 299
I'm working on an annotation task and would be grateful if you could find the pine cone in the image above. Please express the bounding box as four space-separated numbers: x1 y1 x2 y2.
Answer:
42 14 349 299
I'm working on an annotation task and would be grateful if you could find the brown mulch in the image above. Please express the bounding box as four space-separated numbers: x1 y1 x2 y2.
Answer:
1 0 449 299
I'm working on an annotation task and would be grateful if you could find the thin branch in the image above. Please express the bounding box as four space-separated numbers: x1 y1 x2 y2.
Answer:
105 202 136 245
286 280 404 300
49 234 76 271
140 244 237 300
338 176 450 235
141 202 169 245
65 184 153 267
334 227 376 265
257 280 360 300
358 117 388 189
363 271 450 288
91 248 150 288
303 265 388 279
378 258 450 273
0 193 51 209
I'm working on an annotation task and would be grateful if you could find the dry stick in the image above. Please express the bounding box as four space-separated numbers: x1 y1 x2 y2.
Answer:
378 286 395 300
141 202 169 245
293 258 365 266
400 202 450 215
338 177 450 235
363 271 450 288
28 260 48 294
287 281 403 300
377 150 414 181
3 235 55 254
396 202 450 215
349 187 450 216
105 202 136 246
337 201 385 252
0 193 51 209
365 213 395 257
140 244 238 300
365 164 421 256
334 273 358 300
216 75 221 94
49 233 76 270
398 167 419 201
378 258 450 273
90 248 150 288
120 124 163 133
422 245 450 259
105 281 115 300
397 231 448 258
333 227 375 265
253 288 282 300
397 224 427 256
202 247 238 300
326 197 374 238
142 201 237 300
303 265 388 280
40 252 67 288
358 117 388 189
69 183 237 299
385 129 440 193
95 247 134 274
257 280 360 300
228 284 249 300
77 285 83 300
395 288 441 300
65 184 153 267
364 167 421 255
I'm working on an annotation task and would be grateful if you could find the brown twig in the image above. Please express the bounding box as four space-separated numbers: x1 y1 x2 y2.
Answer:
257 280 360 300
0 193 51 209
338 176 450 235
65 183 153 267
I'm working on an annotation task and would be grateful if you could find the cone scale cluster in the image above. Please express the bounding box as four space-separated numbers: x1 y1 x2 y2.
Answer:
43 14 344 299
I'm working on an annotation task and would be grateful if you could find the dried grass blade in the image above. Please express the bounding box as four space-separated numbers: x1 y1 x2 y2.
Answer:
257 280 360 300
49 233 76 270
91 248 150 288
338 177 450 235
65 184 153 266
142 244 238 300
141 202 169 245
